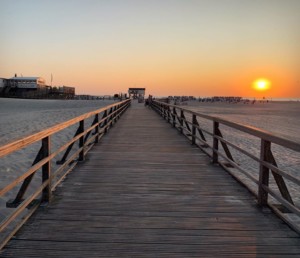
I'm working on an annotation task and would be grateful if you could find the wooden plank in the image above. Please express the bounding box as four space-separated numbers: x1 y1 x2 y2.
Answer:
1 100 300 257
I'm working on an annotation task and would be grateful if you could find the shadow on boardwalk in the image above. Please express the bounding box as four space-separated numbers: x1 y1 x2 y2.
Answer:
1 101 300 257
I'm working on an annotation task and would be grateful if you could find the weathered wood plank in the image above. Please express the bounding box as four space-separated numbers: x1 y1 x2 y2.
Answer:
1 100 300 257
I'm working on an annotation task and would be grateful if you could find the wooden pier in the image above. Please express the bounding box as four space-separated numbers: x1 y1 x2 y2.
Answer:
1 100 300 257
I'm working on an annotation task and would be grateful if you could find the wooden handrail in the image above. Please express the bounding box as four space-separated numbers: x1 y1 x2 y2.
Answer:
153 101 300 152
150 99 300 232
0 99 131 247
0 99 130 158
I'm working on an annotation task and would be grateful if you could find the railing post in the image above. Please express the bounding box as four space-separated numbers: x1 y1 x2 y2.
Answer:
108 107 113 127
258 139 270 206
111 106 115 125
113 106 118 124
78 120 85 161
167 106 171 123
95 113 99 143
180 110 184 134
216 127 235 162
172 107 176 128
117 103 122 119
103 110 108 133
165 105 168 120
192 114 196 145
42 136 51 203
212 121 219 163
163 105 166 120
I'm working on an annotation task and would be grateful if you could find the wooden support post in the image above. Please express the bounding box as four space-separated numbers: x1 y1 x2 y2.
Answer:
113 106 118 123
7 144 45 207
78 120 85 162
118 103 123 118
159 104 162 117
84 114 100 143
193 117 207 143
110 107 114 125
216 127 234 162
107 108 113 127
42 136 51 203
268 151 294 205
258 139 270 206
180 110 184 134
163 105 166 120
56 125 82 165
103 110 108 133
115 104 120 120
212 121 219 164
95 113 99 143
167 106 171 123
192 114 197 145
106 108 111 129
172 107 176 128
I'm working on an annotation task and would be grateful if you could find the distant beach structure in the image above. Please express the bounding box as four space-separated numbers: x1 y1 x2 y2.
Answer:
163 96 245 105
128 87 145 103
0 74 75 99
198 96 243 103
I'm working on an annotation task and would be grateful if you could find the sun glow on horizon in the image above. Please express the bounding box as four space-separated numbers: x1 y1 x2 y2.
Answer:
252 78 271 91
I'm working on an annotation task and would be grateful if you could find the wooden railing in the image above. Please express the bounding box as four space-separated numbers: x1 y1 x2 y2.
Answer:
0 99 131 249
150 100 300 232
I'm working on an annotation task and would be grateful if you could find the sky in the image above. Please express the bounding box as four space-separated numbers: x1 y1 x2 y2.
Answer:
1 0 299 97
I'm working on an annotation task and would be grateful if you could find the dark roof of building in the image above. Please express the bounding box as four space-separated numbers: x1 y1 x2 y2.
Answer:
128 88 145 90
9 77 43 80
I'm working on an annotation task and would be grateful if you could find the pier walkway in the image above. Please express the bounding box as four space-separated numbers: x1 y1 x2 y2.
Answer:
1 102 300 257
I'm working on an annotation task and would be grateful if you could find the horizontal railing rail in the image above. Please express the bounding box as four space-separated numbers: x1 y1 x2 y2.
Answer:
150 99 300 233
0 99 131 249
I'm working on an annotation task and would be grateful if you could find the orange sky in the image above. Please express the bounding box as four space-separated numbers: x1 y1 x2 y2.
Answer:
1 1 299 98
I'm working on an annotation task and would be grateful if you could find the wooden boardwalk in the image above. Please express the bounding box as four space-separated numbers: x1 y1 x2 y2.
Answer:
1 101 300 257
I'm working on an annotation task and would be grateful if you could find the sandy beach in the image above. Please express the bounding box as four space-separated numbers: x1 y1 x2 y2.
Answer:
0 98 118 145
186 100 300 142
0 98 117 222
1 99 299 145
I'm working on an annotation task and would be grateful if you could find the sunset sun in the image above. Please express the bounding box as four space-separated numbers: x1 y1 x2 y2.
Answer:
252 79 271 91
